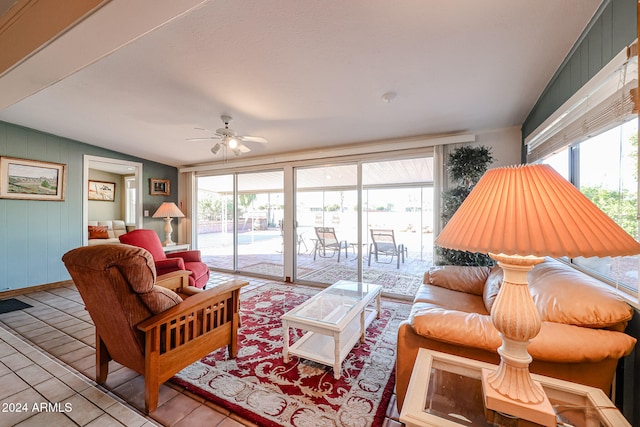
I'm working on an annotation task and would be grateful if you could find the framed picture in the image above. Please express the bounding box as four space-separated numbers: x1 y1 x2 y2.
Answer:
0 156 66 201
88 180 116 201
150 178 170 196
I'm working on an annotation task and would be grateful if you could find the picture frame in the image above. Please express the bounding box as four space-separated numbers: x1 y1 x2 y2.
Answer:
150 178 170 196
88 180 116 201
0 156 66 201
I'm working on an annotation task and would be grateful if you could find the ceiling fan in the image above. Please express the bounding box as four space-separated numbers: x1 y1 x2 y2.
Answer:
187 115 268 156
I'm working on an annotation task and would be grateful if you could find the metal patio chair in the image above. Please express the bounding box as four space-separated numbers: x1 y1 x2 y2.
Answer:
368 228 407 268
313 226 349 262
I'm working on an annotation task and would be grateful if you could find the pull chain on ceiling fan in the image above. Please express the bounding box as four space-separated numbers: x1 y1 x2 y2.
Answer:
187 115 268 157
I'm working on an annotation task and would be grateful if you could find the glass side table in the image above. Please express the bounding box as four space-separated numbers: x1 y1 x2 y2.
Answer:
400 349 630 427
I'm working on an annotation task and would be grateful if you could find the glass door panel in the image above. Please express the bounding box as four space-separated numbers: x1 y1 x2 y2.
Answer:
362 158 434 298
196 174 234 270
237 170 284 278
295 164 358 284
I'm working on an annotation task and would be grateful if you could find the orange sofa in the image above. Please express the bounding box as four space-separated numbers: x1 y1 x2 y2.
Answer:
396 258 637 411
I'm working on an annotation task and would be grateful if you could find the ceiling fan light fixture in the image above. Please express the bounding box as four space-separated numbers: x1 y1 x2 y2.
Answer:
211 143 221 155
227 137 239 149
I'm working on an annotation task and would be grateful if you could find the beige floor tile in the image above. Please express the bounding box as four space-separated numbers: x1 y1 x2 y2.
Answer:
62 394 105 426
149 393 202 426
33 377 76 403
13 411 76 427
0 372 30 400
173 404 227 427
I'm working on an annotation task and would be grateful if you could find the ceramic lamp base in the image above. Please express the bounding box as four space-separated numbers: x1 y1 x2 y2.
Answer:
482 368 556 427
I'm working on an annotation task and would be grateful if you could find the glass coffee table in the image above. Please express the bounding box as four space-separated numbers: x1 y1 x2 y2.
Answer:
400 348 630 427
281 280 382 379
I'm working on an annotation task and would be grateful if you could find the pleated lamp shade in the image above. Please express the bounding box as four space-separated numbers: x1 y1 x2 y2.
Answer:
152 202 185 219
435 164 640 258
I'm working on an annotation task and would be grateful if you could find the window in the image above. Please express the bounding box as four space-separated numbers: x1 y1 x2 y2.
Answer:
573 119 638 293
530 41 639 296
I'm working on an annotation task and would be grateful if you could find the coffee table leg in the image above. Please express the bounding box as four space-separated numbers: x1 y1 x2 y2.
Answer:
282 320 290 363
334 332 341 379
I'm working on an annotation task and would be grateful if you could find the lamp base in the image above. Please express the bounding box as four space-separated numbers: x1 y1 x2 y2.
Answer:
162 217 175 246
482 369 556 427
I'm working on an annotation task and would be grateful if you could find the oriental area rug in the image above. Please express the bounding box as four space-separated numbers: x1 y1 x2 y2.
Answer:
173 282 411 427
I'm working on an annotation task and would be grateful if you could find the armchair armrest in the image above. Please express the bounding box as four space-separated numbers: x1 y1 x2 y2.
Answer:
166 250 202 263
155 258 186 275
137 279 248 334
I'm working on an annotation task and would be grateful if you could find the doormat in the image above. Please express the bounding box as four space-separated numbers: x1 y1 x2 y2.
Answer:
173 282 411 427
0 298 33 314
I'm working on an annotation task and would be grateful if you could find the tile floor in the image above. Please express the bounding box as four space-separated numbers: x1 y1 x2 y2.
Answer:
0 272 404 427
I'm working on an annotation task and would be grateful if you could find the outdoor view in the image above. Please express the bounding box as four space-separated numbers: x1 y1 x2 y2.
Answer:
195 157 435 298
544 118 639 292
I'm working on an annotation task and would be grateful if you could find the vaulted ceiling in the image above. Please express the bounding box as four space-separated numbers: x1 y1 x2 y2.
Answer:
0 0 601 167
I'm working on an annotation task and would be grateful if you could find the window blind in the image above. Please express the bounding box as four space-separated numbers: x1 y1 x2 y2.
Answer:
526 41 638 163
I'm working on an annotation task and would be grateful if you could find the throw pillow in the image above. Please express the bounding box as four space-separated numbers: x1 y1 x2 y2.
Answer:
483 265 503 313
88 225 109 239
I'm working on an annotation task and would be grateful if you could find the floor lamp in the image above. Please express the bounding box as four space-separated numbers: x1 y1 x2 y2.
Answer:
152 202 185 246
435 164 640 426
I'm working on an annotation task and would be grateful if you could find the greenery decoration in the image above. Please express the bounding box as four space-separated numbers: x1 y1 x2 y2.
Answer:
436 145 495 266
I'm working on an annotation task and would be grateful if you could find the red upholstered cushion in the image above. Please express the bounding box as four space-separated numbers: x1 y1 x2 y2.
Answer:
88 225 109 239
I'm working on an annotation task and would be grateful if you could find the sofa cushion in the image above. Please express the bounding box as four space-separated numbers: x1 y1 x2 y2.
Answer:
426 265 490 296
529 258 633 328
414 284 489 315
88 225 109 239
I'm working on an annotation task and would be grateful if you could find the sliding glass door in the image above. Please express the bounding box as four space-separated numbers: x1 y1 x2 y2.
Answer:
195 170 284 279
293 157 434 297
295 164 358 283
237 170 284 277
194 155 434 297
196 174 234 271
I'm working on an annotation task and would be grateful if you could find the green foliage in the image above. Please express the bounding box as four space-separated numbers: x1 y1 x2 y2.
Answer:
41 180 50 189
448 145 495 188
437 145 495 266
581 186 638 239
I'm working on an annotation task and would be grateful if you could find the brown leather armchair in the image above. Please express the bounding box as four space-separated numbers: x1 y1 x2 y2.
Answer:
62 244 247 413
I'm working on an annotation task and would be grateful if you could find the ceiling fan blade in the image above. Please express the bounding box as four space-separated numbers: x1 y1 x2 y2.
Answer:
238 135 268 144
237 143 251 153
186 136 220 141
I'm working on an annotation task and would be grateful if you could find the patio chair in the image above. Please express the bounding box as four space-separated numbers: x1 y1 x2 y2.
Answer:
368 229 407 269
313 226 349 262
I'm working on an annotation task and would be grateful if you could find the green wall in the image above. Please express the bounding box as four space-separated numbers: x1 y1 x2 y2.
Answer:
0 120 178 290
522 0 637 143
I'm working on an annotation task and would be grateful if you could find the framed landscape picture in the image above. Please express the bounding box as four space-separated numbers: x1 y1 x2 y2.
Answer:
0 157 66 201
150 178 170 196
88 180 116 201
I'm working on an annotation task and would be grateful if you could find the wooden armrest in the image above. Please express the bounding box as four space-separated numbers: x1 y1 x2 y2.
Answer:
156 270 190 293
137 279 248 333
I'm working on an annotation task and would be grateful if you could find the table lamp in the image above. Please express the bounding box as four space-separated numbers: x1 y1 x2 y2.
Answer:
435 163 640 426
152 202 185 246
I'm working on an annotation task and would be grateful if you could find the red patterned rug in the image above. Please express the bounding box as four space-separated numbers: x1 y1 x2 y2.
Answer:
172 282 411 427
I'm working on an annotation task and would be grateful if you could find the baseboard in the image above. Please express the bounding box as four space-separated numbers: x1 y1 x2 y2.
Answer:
0 280 74 299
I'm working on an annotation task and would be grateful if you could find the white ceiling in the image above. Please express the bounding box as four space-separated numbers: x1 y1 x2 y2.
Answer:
0 0 602 168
